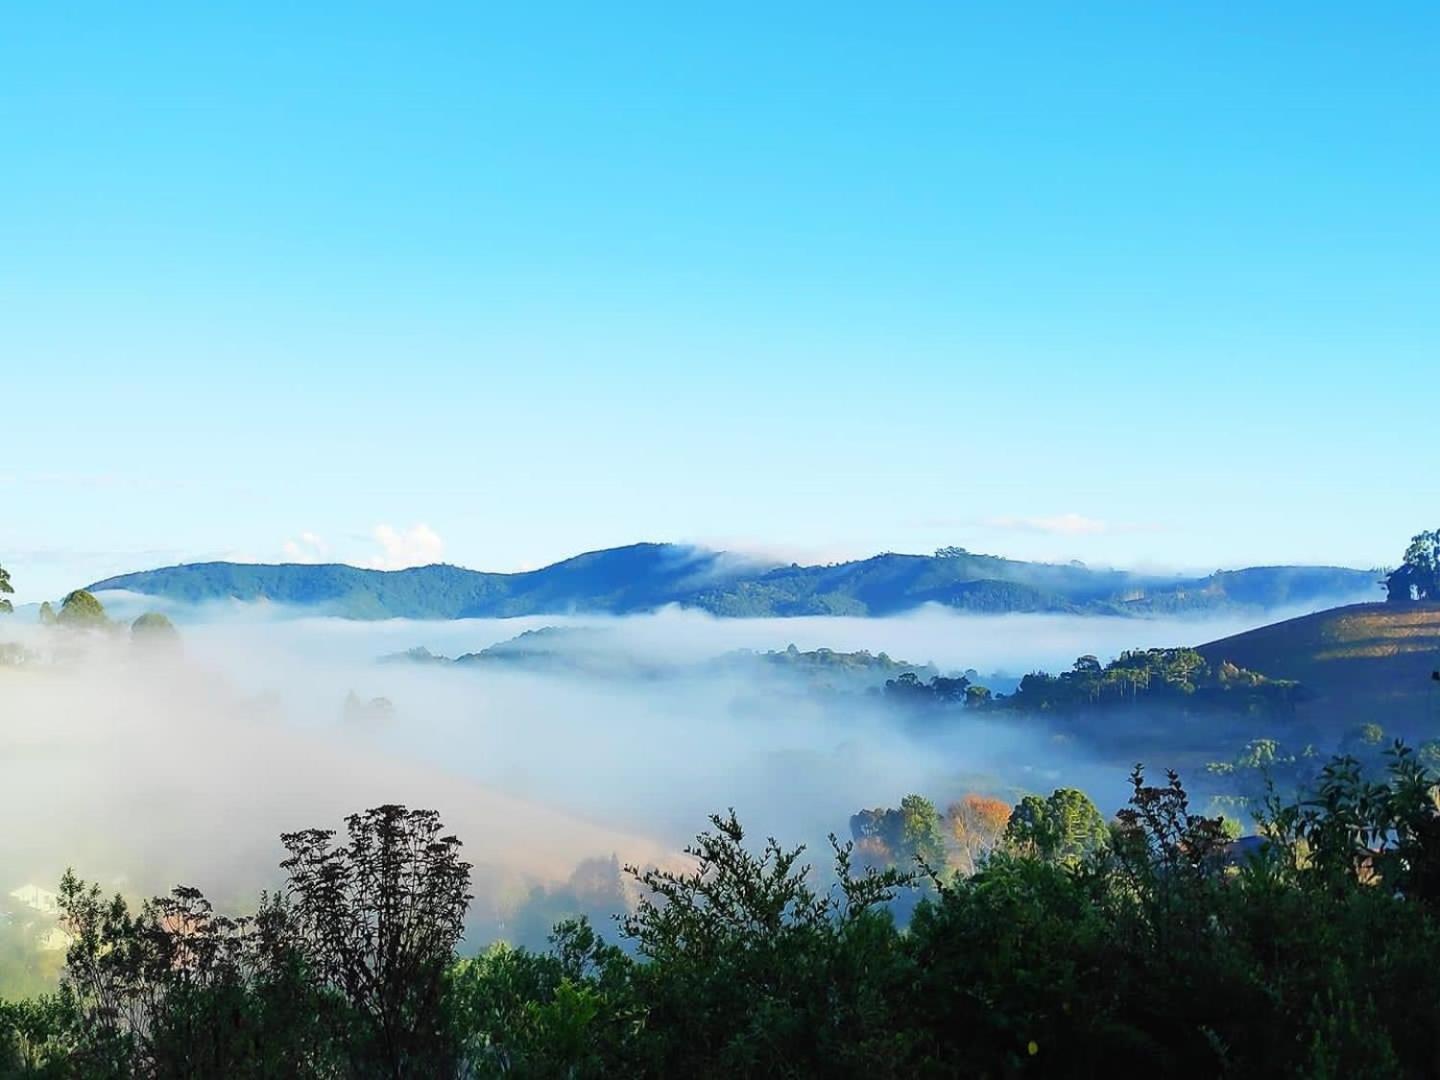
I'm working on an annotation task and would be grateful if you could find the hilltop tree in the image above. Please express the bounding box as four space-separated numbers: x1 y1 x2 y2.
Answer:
1387 529 1440 601
56 589 106 627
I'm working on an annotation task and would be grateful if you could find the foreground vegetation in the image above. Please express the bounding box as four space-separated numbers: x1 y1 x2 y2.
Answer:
6 750 1440 1077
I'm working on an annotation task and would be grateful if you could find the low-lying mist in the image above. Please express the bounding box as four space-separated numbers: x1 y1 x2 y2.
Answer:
0 597 1352 949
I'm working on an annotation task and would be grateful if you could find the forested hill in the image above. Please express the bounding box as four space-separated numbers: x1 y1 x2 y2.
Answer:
86 543 1381 619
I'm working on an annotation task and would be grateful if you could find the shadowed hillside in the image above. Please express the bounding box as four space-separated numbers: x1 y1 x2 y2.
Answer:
1198 602 1440 736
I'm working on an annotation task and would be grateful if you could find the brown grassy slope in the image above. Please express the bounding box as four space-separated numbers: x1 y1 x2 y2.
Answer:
1197 602 1440 736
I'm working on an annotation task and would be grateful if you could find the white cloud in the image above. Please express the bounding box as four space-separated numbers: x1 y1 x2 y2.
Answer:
281 532 330 563
364 523 445 570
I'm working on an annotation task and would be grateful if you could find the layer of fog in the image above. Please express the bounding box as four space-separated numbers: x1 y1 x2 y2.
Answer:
0 598 1348 946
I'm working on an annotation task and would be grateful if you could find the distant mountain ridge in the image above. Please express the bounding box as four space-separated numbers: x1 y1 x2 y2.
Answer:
87 542 1381 620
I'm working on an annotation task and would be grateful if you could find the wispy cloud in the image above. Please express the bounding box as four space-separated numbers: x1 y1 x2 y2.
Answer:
277 524 443 569
364 523 445 570
281 532 330 563
692 536 874 568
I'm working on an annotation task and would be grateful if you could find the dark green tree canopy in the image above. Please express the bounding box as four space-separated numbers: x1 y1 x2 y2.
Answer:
1004 787 1109 864
12 756 1440 1075
0 563 12 614
1387 528 1440 601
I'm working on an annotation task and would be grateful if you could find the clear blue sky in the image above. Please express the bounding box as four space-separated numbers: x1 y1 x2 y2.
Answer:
3 3 1436 600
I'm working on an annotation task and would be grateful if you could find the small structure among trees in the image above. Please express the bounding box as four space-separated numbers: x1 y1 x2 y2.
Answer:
1385 529 1439 603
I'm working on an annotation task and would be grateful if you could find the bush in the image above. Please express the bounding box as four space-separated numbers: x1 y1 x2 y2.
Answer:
8 753 1440 1076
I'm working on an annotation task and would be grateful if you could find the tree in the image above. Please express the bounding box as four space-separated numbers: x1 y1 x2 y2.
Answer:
618 809 910 1075
1389 529 1440 601
279 804 473 1076
56 873 301 1076
851 796 947 870
0 563 12 614
948 794 1012 874
928 675 971 705
131 612 179 648
883 672 970 709
56 589 106 628
1005 788 1109 864
899 795 947 871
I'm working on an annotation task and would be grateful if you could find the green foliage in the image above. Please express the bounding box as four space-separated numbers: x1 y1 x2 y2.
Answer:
36 602 55 626
13 804 472 1078
0 996 78 1076
88 545 1381 619
129 612 177 639
881 670 971 707
13 757 1440 1075
55 590 106 628
615 810 913 1077
0 563 12 614
1393 528 1440 600
1206 736 1322 819
1004 787 1109 864
898 795 947 870
1205 728 1402 824
758 644 938 688
279 805 473 1076
1003 647 1302 718
850 796 948 869
445 921 632 1076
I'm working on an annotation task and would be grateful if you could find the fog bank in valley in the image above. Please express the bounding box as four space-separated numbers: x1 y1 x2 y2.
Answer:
0 598 1344 946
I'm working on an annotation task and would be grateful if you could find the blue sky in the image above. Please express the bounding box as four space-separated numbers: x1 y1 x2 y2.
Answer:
2 3 1437 600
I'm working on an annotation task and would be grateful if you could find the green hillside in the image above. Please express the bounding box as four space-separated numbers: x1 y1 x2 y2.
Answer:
1197 602 1440 736
87 543 1381 620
